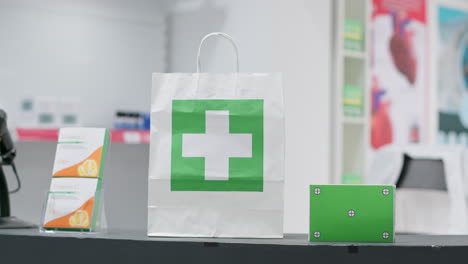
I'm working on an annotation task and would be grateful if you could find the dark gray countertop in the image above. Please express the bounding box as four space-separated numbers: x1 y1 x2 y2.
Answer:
0 229 465 263
1 228 468 246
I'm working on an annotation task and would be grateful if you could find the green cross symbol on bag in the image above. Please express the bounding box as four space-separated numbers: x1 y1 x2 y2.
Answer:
171 99 264 192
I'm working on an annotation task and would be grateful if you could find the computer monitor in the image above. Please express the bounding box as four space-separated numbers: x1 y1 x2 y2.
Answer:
396 154 447 191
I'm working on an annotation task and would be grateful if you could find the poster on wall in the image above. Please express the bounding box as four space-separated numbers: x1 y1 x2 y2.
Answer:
438 6 468 145
370 0 428 150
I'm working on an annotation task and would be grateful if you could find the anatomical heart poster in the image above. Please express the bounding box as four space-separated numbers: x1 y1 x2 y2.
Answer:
438 6 468 145
370 0 428 150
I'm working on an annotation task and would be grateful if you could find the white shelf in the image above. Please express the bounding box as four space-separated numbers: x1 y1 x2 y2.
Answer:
343 116 365 125
332 0 370 184
16 128 150 144
343 50 366 60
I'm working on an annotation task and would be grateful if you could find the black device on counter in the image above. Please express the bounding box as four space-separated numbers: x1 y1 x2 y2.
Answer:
0 109 35 228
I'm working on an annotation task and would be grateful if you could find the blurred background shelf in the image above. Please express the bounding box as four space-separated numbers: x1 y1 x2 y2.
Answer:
332 0 370 184
343 50 366 60
343 116 365 125
16 128 150 144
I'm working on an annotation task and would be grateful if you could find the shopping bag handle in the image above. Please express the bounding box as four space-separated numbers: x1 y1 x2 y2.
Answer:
196 32 240 73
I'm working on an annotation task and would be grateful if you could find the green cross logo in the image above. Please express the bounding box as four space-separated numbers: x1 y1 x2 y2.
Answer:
171 99 263 192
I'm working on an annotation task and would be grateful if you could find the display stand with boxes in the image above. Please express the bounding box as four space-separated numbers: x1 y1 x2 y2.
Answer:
41 128 110 233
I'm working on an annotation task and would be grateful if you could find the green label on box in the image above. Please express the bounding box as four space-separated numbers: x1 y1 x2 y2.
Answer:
171 99 264 192
309 185 394 242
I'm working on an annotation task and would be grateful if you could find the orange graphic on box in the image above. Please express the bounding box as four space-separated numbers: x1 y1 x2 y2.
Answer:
44 197 94 229
53 147 103 178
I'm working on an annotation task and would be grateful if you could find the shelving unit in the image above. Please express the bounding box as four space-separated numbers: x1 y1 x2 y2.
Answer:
332 0 370 184
343 50 366 60
343 116 366 125
16 128 150 144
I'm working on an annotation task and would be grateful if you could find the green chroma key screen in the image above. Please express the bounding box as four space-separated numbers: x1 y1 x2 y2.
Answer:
309 185 394 242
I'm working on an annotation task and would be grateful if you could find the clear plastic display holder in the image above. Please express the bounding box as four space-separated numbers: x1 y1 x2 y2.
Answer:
39 188 107 235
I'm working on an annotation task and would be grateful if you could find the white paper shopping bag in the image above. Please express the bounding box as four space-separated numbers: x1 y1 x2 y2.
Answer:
148 32 285 238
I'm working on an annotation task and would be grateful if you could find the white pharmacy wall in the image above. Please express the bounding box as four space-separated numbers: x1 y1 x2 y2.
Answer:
168 0 332 233
271 0 332 234
0 0 168 128
167 0 274 73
